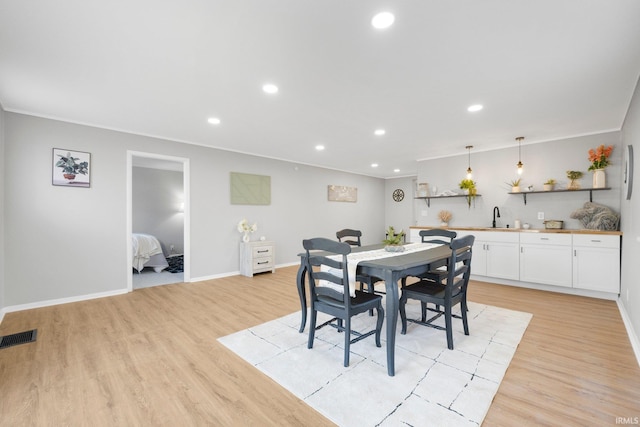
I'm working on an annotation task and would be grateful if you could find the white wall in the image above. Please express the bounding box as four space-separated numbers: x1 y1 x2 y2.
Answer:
0 104 5 317
620 75 640 357
133 167 184 255
3 112 385 307
384 176 417 235
415 132 622 229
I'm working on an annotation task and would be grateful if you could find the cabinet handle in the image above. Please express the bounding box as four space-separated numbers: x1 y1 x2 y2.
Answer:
591 240 601 243
257 249 269 253
521 247 523 253
257 261 269 265
574 249 577 256
540 237 549 240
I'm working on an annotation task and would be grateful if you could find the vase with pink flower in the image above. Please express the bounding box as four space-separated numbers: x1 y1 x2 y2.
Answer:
588 144 613 188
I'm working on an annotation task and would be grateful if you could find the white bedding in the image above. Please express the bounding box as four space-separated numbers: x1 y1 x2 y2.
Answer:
132 233 168 272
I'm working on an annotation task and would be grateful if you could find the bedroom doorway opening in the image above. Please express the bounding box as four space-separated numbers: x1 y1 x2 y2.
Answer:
127 151 190 291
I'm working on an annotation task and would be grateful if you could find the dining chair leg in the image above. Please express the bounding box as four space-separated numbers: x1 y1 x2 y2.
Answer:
399 294 408 334
461 299 470 335
375 304 384 347
420 302 427 322
445 304 454 350
308 310 317 349
344 317 351 367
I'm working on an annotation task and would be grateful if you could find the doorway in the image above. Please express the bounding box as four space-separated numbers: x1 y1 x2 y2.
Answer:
127 151 190 291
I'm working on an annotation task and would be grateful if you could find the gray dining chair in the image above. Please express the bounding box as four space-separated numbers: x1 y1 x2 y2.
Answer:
399 235 475 350
336 228 362 247
336 228 384 299
303 237 384 367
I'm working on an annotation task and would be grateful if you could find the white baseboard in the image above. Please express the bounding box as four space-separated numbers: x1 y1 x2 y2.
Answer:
190 263 298 283
2 288 128 314
617 298 640 368
471 275 619 301
190 271 239 282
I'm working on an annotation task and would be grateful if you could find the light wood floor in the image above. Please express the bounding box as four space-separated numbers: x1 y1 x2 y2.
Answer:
1 266 639 426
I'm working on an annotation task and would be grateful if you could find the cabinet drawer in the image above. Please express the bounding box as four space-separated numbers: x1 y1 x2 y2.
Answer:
253 257 274 270
252 245 274 257
520 233 571 246
468 231 519 243
573 234 620 249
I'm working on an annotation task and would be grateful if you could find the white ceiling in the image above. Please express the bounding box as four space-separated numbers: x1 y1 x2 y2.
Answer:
1 1 640 178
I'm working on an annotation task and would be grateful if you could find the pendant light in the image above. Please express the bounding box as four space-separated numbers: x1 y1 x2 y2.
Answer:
516 136 524 175
465 145 473 179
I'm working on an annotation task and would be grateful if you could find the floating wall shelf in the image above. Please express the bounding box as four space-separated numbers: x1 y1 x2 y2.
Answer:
415 194 481 208
508 188 611 205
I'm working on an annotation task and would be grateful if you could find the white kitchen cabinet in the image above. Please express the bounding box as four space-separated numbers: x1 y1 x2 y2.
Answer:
460 231 520 280
519 233 572 287
240 241 275 277
572 234 620 293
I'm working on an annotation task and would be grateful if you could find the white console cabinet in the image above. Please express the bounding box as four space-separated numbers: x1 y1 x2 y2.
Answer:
572 234 620 293
240 241 275 277
409 227 621 299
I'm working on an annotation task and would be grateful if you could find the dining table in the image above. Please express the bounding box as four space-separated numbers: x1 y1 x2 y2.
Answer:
296 242 452 376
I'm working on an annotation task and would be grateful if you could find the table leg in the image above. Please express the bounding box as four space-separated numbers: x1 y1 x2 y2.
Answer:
296 260 308 333
384 270 399 376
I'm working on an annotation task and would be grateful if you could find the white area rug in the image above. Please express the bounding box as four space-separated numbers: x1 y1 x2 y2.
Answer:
218 300 532 426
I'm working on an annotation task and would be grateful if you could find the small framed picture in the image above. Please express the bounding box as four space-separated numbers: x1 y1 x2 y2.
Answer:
52 148 91 188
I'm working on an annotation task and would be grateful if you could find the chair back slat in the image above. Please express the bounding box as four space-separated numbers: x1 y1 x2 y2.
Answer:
420 228 457 245
336 229 362 247
303 238 351 304
444 235 474 297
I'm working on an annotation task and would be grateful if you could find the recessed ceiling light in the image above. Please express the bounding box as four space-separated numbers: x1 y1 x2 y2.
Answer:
262 83 279 94
315 144 325 151
207 117 221 125
467 104 483 112
371 163 379 168
394 168 400 173
372 12 395 29
374 129 386 136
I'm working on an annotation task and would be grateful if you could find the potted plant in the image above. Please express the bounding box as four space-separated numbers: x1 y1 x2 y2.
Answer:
383 226 405 252
507 178 522 193
437 210 452 227
458 179 477 208
543 179 556 191
587 144 614 188
566 170 583 190
55 151 89 181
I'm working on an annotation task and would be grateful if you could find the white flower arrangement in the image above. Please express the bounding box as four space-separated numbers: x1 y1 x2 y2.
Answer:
237 219 257 233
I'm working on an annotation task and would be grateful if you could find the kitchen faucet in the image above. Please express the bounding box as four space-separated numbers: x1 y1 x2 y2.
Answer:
492 206 501 228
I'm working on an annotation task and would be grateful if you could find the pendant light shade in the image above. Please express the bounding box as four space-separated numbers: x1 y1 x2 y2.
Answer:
465 145 473 179
516 136 524 175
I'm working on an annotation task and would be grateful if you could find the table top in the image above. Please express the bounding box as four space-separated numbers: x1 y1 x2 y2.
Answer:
299 243 451 272
358 244 451 271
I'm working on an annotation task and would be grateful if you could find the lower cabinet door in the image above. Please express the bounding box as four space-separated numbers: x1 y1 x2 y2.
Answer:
573 246 620 292
520 244 572 287
485 242 519 280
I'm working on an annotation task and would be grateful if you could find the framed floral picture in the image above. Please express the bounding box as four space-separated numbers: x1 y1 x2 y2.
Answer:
52 148 91 188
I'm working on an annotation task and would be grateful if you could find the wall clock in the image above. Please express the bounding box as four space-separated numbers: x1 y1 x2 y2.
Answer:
624 144 634 200
392 189 404 202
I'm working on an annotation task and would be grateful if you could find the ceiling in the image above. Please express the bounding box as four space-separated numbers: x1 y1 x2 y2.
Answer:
1 1 640 178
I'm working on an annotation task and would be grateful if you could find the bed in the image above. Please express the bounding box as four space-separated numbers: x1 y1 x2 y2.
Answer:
132 233 169 273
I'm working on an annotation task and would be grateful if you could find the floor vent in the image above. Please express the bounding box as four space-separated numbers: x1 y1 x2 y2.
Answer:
0 329 37 349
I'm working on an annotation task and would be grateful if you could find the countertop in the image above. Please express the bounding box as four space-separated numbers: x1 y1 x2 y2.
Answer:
409 226 622 236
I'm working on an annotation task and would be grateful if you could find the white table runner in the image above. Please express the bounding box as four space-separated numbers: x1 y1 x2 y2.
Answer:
320 242 443 297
